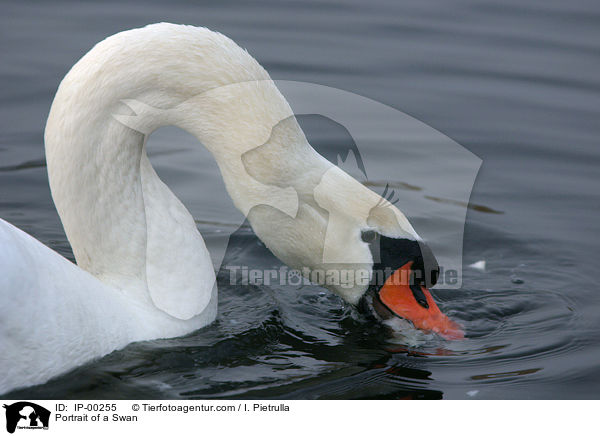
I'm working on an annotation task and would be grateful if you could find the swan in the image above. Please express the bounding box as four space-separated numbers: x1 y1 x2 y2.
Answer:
0 23 462 395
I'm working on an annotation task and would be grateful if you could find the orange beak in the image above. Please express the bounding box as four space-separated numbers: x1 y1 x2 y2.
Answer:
378 261 464 340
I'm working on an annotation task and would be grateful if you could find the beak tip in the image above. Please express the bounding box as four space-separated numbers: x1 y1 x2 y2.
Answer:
377 262 465 341
434 321 465 340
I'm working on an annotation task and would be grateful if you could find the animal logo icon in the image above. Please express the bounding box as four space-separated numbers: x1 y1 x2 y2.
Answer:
3 402 50 433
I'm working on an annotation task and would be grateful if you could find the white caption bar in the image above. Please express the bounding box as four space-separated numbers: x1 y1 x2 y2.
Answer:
1 400 595 435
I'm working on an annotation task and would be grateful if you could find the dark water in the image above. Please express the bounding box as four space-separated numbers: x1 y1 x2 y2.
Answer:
1 0 600 399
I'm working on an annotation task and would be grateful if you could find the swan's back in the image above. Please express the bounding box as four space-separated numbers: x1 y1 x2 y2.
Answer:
0 219 139 392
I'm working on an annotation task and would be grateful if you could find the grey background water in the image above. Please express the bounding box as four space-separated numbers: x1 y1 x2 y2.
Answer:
1 0 599 399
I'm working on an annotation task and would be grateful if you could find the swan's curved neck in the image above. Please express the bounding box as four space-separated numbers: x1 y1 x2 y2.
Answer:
44 24 312 318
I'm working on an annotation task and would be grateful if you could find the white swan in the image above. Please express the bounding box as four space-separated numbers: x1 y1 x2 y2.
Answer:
0 23 462 395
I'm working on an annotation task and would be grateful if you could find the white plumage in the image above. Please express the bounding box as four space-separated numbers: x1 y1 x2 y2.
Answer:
0 23 419 394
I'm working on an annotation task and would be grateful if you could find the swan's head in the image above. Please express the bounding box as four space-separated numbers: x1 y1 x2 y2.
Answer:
245 152 463 340
358 230 464 340
350 196 463 340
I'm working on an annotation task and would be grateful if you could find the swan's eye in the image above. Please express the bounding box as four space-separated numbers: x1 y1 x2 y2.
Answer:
361 230 377 243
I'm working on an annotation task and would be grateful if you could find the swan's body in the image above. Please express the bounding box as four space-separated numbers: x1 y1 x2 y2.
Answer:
0 218 213 391
0 23 449 395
